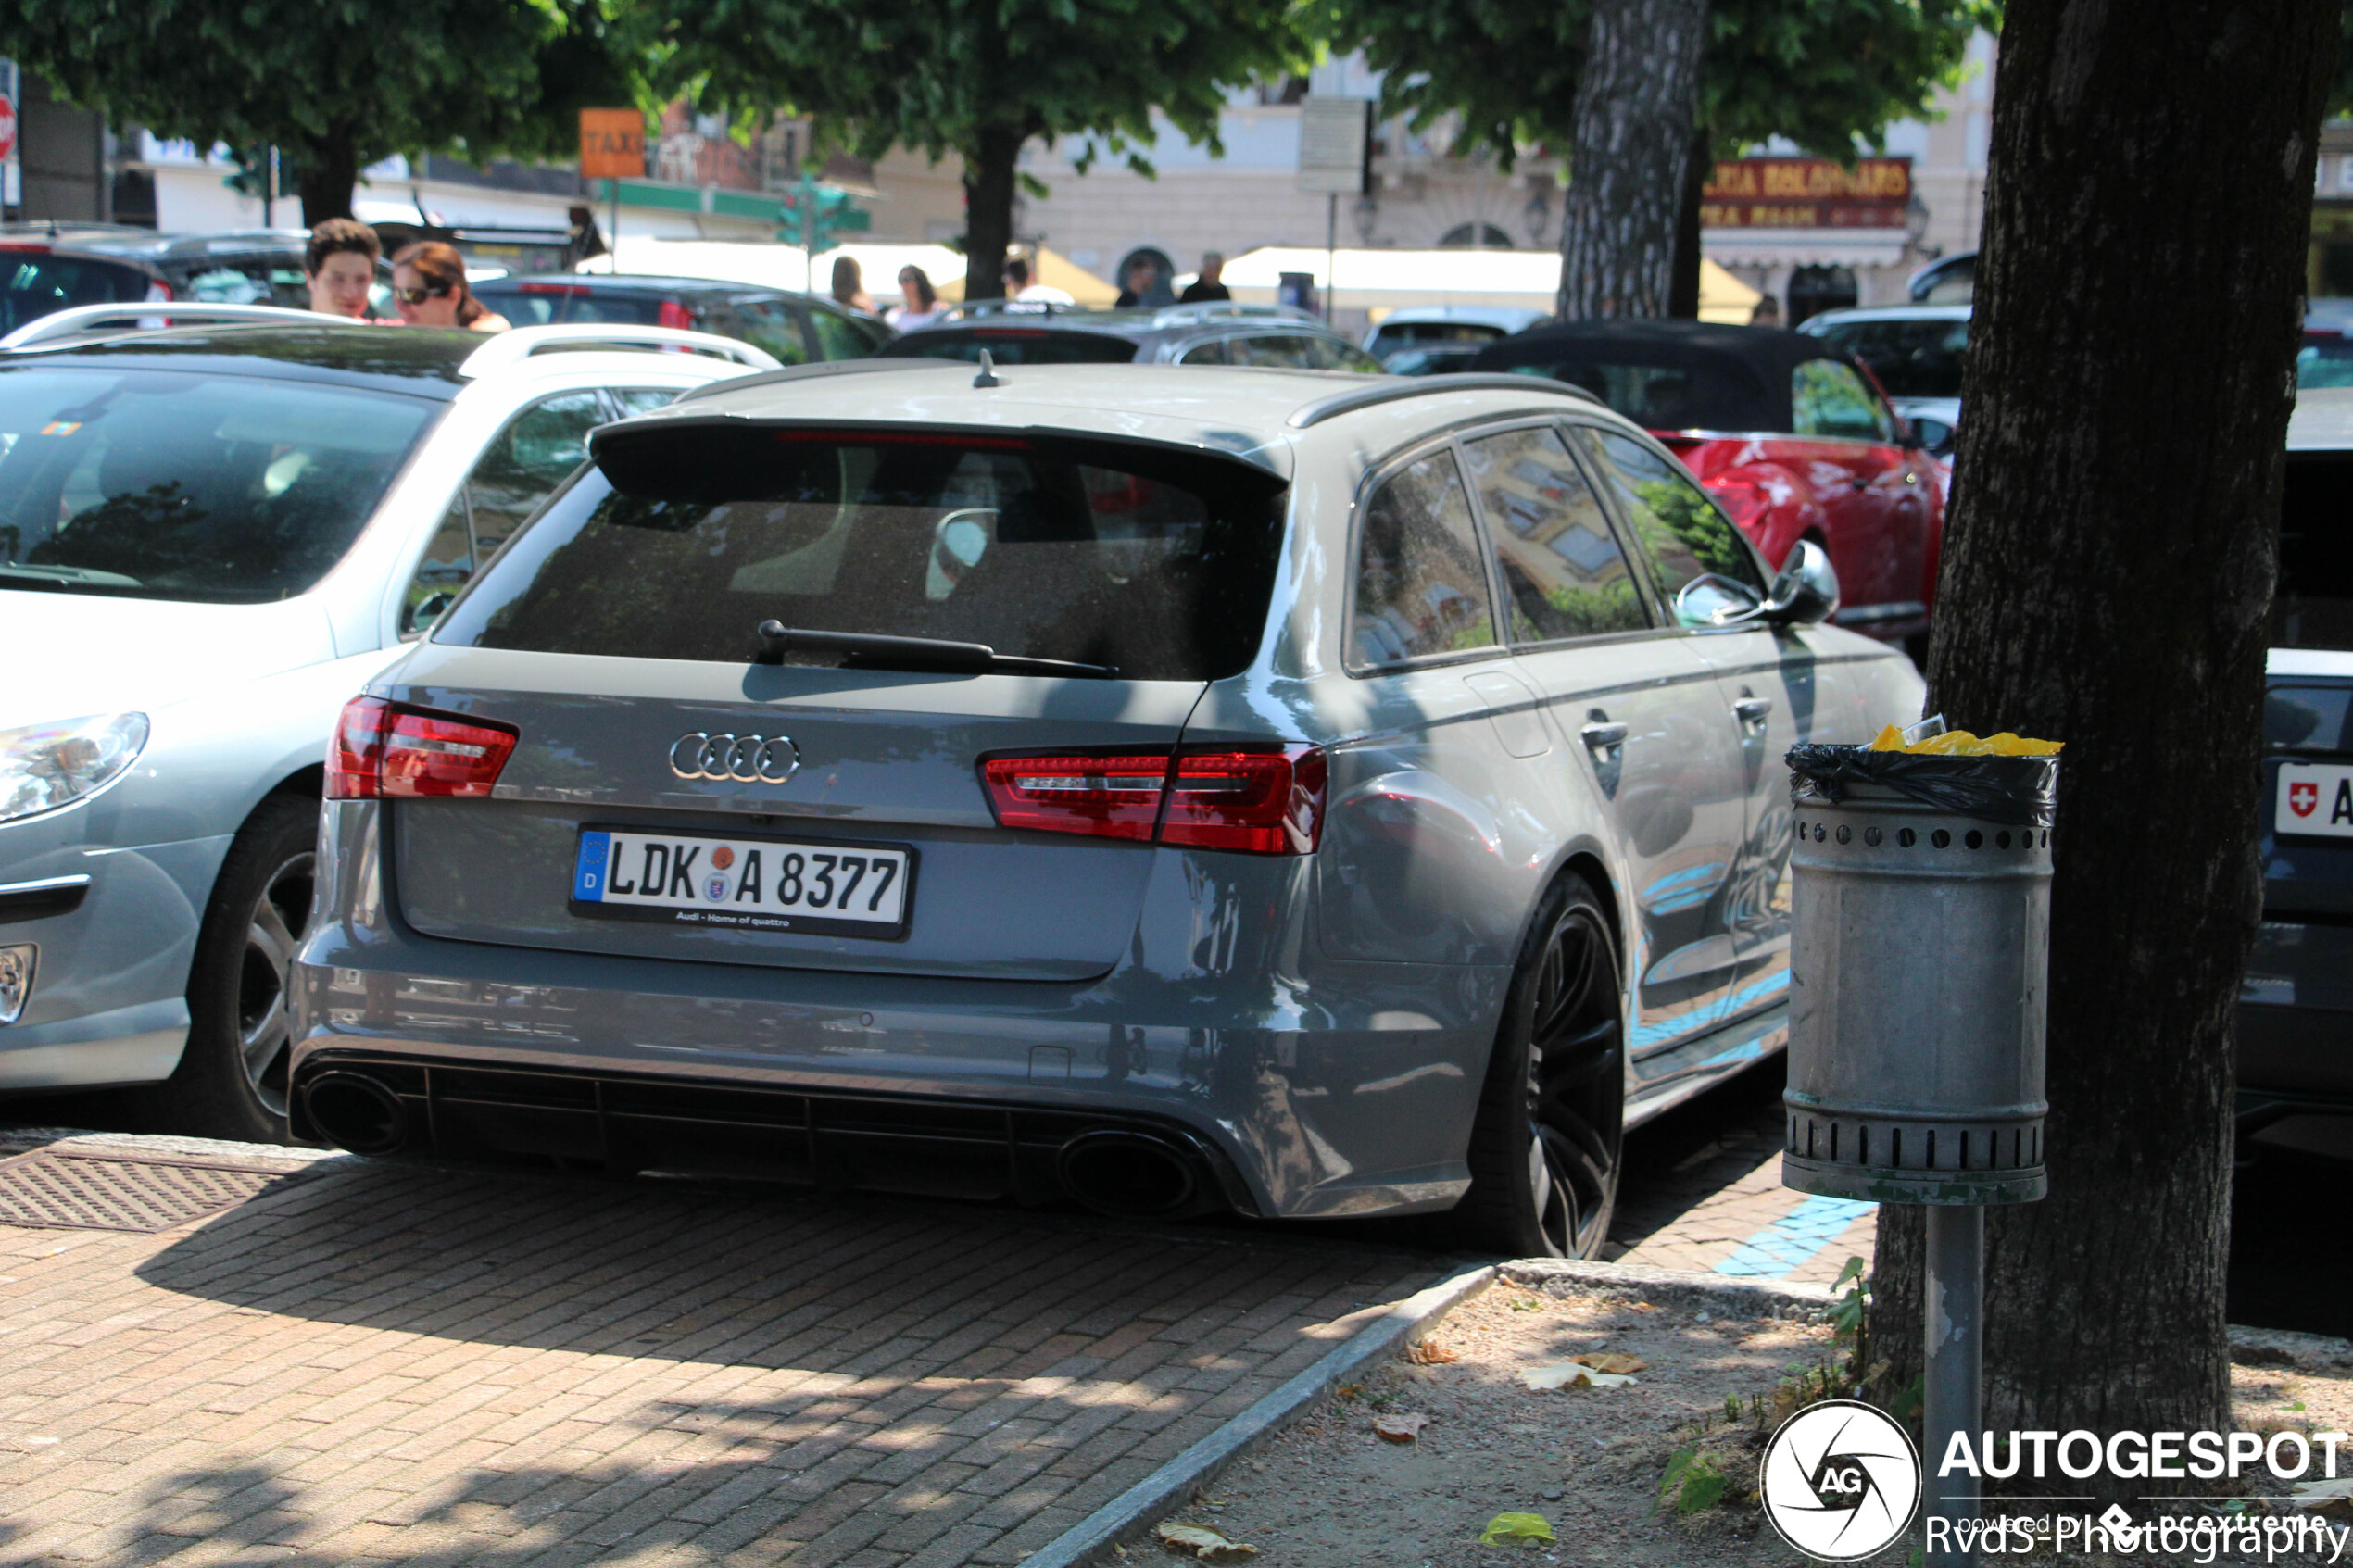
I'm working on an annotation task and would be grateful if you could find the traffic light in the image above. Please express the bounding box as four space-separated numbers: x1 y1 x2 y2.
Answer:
777 178 871 252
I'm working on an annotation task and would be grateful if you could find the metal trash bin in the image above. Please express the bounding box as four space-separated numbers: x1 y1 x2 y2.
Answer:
1780 746 2060 1206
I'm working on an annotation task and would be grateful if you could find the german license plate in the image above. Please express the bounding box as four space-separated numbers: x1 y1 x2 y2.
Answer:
2276 762 2353 839
570 827 914 938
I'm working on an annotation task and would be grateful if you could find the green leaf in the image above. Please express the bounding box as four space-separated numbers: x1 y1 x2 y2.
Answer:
1479 1512 1557 1545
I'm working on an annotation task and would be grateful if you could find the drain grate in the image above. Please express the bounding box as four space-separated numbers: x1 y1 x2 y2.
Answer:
0 1148 299 1233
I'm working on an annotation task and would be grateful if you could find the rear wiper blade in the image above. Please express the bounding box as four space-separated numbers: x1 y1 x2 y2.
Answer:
753 621 1118 679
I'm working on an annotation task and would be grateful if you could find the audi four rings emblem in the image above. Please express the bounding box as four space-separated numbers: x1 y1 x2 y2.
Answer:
670 732 800 784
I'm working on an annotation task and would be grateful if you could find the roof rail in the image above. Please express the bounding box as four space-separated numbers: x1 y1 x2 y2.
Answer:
1148 301 1317 327
457 324 782 379
0 302 333 351
668 355 961 402
1286 372 1604 430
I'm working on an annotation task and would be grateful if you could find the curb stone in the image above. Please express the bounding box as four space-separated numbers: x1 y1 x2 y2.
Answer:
1021 1262 1497 1567
2229 1323 2353 1370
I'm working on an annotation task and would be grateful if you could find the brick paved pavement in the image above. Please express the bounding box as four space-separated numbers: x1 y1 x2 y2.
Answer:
0 1139 1441 1568
1604 1067 1876 1287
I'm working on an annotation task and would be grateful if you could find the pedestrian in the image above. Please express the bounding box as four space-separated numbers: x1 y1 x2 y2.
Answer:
1177 252 1230 304
1001 256 1075 307
830 256 874 315
1750 295 1782 329
1114 256 1162 308
389 242 510 332
305 218 381 320
887 265 949 332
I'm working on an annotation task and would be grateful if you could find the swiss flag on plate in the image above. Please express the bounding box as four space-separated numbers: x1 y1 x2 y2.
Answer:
2277 763 2353 838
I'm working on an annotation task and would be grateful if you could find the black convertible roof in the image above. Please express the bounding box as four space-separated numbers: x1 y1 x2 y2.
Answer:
1467 319 1854 432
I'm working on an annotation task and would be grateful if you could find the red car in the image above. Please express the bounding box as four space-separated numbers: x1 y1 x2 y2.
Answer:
1470 320 1944 648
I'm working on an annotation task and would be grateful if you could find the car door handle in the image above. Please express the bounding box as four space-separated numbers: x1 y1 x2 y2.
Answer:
1579 721 1629 750
1732 697 1774 725
1852 474 1871 490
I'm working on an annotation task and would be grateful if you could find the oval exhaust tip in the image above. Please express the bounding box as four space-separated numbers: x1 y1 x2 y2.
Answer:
302 1073 410 1156
1057 1131 1203 1218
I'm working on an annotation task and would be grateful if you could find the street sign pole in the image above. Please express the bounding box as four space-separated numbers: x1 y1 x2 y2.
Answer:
578 108 646 274
1298 96 1372 325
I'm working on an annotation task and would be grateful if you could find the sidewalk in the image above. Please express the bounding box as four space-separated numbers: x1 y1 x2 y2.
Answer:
0 1135 1440 1568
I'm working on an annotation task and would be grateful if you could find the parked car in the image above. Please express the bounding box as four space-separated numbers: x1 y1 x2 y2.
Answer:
285 361 1920 1257
2242 385 2353 1140
1906 250 1975 304
879 301 1386 370
1364 306 1551 369
1470 320 1945 649
472 274 888 367
0 310 774 1141
2 224 170 337
1799 305 1969 458
2 225 402 323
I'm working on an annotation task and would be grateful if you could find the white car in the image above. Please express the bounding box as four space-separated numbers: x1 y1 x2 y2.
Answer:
0 307 775 1139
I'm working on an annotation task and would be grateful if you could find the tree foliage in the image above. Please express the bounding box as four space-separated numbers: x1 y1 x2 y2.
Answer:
659 0 1312 298
1323 0 1994 164
0 0 645 224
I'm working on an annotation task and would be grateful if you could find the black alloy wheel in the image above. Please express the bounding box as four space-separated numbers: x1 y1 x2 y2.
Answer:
145 795 319 1142
1456 876 1626 1258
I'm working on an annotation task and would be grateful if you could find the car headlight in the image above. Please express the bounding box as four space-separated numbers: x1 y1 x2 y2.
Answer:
0 713 150 825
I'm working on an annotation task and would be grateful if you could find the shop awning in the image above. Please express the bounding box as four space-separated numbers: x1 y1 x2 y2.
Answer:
1701 229 1911 270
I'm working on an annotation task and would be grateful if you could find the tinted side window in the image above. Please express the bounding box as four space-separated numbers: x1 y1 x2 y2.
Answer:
610 387 679 417
1462 426 1647 643
1232 335 1317 369
1178 339 1229 365
809 307 876 360
1578 428 1768 624
736 299 812 366
1792 358 1894 440
459 391 607 558
1350 449 1497 669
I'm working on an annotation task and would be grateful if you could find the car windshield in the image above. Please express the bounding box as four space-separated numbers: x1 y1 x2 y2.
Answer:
3 253 154 334
1504 356 1768 430
1810 318 1969 398
0 366 437 602
435 431 1287 681
2278 451 2353 650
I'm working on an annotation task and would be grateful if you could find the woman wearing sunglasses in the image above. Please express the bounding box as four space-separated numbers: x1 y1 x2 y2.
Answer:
388 242 511 332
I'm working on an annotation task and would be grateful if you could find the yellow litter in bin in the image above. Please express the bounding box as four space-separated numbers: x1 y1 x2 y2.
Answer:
1868 725 2062 756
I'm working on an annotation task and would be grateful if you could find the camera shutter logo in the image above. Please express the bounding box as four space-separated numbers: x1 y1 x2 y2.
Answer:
669 733 799 784
1758 1399 1920 1561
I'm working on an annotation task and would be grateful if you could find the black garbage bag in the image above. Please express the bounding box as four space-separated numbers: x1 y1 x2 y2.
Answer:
1785 743 2059 828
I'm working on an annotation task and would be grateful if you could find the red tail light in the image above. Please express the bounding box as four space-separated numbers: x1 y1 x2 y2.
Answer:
977 754 1171 842
328 696 518 800
658 299 696 331
976 746 1325 855
1160 748 1327 855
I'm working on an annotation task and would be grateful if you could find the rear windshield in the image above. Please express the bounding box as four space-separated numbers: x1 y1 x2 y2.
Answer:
472 283 664 328
1501 356 1770 430
0 366 436 602
1809 318 1969 398
3 253 154 334
434 431 1287 680
882 330 1137 366
2279 452 2353 650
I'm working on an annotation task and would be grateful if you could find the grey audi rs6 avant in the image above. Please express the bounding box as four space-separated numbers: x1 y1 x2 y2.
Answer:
289 360 1922 1256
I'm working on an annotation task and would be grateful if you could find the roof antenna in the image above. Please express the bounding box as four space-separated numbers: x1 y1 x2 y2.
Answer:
973 348 1001 389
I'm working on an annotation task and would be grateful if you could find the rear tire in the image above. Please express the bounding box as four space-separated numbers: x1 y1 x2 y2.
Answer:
146 796 318 1144
1452 875 1626 1257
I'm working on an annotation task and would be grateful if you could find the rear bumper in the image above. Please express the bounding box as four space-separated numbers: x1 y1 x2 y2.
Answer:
2236 916 2353 1122
290 802 1510 1220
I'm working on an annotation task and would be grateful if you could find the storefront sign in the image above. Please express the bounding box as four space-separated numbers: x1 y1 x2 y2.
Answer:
1702 157 1910 229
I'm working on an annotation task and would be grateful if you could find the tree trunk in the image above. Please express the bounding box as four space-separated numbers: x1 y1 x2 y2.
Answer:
297 125 359 227
963 124 1022 303
1867 0 2334 1502
1554 0 1709 320
1667 126 1710 320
